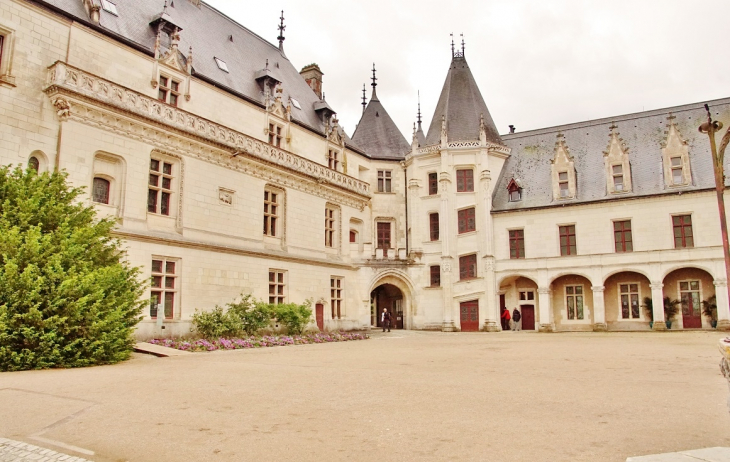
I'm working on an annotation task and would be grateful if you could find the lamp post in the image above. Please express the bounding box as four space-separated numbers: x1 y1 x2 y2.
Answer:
699 104 730 330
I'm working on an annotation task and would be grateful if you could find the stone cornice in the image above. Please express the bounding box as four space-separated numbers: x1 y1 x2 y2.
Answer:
43 61 371 210
416 141 511 156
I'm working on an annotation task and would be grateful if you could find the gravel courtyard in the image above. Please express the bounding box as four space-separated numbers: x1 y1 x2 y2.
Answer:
2 331 729 462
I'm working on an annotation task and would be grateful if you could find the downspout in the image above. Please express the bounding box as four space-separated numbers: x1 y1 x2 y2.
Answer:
401 161 408 258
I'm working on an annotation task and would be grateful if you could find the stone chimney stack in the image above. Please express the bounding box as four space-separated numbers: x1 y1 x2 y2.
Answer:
300 64 323 99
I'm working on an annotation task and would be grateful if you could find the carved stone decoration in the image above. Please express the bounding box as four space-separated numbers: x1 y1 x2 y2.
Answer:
551 132 577 200
159 28 187 73
51 97 71 121
479 113 487 146
603 123 632 194
661 113 692 187
218 187 234 206
440 115 448 148
442 262 451 273
43 62 370 210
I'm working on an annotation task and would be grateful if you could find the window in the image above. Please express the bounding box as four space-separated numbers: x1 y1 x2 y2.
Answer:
28 156 39 172
376 222 391 249
428 172 438 195
377 170 392 193
612 165 624 191
679 280 701 320
214 57 229 72
148 158 173 215
519 291 535 301
328 150 339 170
264 189 280 237
558 172 569 198
268 123 283 147
509 189 521 201
100 0 118 15
559 225 576 256
613 220 633 252
290 97 301 110
458 208 476 234
459 254 477 280
349 230 357 243
671 157 683 184
268 270 285 304
619 283 640 319
429 213 439 241
92 177 110 204
430 265 441 287
509 229 525 259
566 285 584 320
158 76 180 107
331 277 342 319
325 206 336 248
0 26 16 87
673 215 693 248
150 258 177 319
456 169 474 192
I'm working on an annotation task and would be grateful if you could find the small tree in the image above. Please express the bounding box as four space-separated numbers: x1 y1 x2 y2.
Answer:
270 299 313 335
642 296 654 321
0 167 145 371
641 296 681 323
702 295 718 322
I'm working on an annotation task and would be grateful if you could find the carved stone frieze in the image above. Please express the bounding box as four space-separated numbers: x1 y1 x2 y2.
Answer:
416 141 510 156
43 61 369 210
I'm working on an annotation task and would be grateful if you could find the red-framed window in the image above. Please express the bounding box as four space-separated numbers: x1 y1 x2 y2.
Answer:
458 207 476 234
559 225 576 256
673 215 693 248
377 222 391 249
509 229 525 259
459 254 477 280
429 213 439 241
613 220 633 252
428 172 438 195
456 169 474 192
158 75 180 107
349 230 357 243
430 265 441 287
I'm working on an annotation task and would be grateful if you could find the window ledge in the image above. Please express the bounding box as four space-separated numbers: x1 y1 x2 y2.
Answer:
424 286 442 290
375 191 396 195
455 277 483 284
455 191 475 194
457 231 477 237
0 75 16 88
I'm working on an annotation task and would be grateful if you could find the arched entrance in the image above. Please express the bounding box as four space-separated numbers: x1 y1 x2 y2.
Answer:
662 267 715 329
371 284 404 329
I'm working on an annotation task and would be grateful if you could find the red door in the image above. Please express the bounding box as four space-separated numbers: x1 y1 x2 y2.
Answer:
681 285 702 328
460 300 479 332
315 303 324 331
521 305 535 331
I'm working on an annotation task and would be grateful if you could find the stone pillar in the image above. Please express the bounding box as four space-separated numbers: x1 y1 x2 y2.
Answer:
650 281 667 331
407 178 421 257
715 279 730 331
538 287 553 332
592 285 607 331
479 169 499 332
439 167 455 332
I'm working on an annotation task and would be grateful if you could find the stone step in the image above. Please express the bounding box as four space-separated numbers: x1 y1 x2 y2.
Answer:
627 447 730 461
134 342 192 357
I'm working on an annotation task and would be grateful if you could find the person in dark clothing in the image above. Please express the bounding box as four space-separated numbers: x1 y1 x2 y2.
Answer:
512 308 521 331
382 308 392 332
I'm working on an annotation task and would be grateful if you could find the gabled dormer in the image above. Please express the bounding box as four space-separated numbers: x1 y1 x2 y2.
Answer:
662 113 692 188
506 177 522 202
263 82 292 150
149 3 192 103
603 123 632 194
551 133 577 200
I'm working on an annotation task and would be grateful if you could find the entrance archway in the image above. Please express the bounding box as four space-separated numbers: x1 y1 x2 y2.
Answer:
371 284 404 329
662 267 715 329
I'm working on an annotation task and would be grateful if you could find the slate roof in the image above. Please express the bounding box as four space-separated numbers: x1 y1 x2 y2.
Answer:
35 0 368 154
492 97 730 212
425 55 502 146
351 88 410 160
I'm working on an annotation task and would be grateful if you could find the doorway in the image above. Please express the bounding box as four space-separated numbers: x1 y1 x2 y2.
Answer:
371 284 404 329
680 280 702 328
460 300 479 332
521 305 535 331
315 303 324 331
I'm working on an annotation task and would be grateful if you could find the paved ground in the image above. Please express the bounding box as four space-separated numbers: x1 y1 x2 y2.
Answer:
2 330 729 462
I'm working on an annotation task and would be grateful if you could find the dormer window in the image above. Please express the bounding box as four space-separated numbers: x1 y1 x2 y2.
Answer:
612 165 624 191
661 115 692 188
290 98 301 110
100 0 118 15
551 133 577 200
328 149 339 170
268 123 282 147
214 57 229 72
558 172 569 198
671 157 683 184
603 125 632 194
158 76 180 107
507 178 522 202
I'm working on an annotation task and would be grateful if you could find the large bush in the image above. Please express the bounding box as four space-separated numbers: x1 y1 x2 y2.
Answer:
270 301 313 335
0 167 146 371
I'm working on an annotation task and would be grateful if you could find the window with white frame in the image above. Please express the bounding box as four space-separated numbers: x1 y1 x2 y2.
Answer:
150 258 178 319
619 283 640 319
148 158 174 216
331 277 342 319
565 285 584 320
612 165 624 191
558 172 569 198
268 270 286 304
158 75 181 107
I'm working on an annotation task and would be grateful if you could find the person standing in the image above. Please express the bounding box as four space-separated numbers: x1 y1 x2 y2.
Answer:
501 308 511 331
382 308 392 332
512 308 521 331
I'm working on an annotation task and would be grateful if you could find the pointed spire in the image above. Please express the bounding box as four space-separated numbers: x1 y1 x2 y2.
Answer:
461 34 465 55
362 83 367 113
450 33 455 57
417 90 423 130
370 63 378 101
277 10 286 53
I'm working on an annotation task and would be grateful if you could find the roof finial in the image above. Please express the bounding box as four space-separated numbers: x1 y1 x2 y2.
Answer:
461 33 465 55
362 83 367 113
450 33 455 57
417 90 422 129
277 10 286 52
162 0 168 14
370 63 378 100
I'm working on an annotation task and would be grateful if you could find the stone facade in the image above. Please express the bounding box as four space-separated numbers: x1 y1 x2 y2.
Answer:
1 0 729 337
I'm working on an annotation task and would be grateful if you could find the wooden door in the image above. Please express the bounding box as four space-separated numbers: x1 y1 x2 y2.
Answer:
394 299 404 329
681 282 702 328
521 305 535 331
315 303 324 331
460 300 479 332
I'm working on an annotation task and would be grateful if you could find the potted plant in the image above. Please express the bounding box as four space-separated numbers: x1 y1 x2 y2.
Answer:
642 296 654 329
702 295 718 329
663 297 681 329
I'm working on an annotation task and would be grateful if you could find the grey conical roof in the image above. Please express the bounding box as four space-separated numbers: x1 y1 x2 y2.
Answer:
351 89 410 159
416 121 426 147
425 56 502 146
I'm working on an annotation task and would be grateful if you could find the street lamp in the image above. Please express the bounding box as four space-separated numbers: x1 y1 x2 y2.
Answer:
699 104 730 330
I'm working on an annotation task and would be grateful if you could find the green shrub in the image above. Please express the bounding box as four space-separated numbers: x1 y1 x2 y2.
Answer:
228 294 271 336
271 300 313 335
0 167 145 371
191 305 240 339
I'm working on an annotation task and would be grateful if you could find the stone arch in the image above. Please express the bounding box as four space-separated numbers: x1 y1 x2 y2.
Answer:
661 264 716 281
602 267 652 284
497 273 538 288
549 270 595 286
28 150 49 173
369 269 415 330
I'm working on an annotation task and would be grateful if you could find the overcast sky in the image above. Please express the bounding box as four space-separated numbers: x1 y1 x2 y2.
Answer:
205 0 730 140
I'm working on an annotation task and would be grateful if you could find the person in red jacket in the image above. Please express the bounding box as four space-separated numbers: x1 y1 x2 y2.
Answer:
500 307 511 331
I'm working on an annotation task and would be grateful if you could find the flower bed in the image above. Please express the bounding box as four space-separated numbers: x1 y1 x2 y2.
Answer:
150 332 369 352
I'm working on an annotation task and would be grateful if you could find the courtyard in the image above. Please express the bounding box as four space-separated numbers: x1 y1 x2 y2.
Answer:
1 331 729 462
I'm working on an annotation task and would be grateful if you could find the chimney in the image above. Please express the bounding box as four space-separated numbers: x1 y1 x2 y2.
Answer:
300 63 324 99
509 125 516 134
